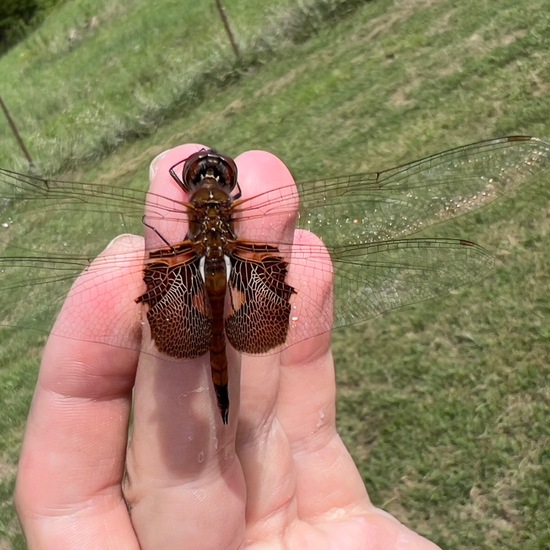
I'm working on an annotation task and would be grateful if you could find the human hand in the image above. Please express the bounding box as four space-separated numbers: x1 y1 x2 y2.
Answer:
15 145 441 549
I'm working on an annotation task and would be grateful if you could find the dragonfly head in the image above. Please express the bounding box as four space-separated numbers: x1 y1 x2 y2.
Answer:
171 149 238 194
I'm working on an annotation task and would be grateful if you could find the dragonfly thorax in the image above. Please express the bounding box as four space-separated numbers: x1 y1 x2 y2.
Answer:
187 184 237 257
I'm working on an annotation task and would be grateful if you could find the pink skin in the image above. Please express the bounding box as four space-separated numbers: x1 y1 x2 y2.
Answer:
14 145 441 549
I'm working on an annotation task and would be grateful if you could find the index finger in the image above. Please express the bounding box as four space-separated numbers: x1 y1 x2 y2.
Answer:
15 234 144 548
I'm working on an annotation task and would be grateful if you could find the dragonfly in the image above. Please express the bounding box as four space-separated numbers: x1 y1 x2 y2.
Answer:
0 135 549 423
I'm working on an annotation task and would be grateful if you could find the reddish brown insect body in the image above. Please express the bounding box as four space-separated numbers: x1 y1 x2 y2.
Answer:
136 150 295 423
2 136 549 424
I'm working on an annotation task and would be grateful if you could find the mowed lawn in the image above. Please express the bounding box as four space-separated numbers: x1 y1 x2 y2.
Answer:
0 0 549 548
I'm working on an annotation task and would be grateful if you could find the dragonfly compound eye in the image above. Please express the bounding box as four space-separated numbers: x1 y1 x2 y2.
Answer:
183 150 238 193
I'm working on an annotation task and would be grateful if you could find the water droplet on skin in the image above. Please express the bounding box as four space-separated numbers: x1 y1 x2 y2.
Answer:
316 410 326 428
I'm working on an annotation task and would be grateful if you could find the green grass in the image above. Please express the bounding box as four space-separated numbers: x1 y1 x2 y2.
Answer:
1 0 550 547
0 0 367 173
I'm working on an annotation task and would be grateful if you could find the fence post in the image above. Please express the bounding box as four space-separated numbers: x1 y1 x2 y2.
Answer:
0 94 33 166
214 0 241 62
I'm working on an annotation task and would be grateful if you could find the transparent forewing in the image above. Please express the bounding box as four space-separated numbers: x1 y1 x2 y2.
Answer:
3 136 550 252
0 169 146 217
0 168 193 242
287 136 550 245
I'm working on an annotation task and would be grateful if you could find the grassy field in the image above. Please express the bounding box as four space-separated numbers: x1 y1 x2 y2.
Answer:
1 0 549 548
